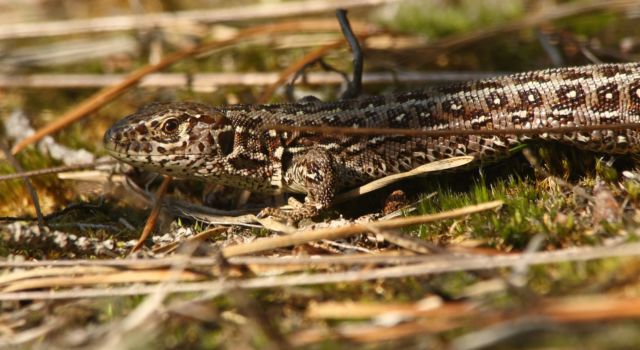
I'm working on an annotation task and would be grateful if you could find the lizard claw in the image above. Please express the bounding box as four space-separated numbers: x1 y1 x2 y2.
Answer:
256 207 279 219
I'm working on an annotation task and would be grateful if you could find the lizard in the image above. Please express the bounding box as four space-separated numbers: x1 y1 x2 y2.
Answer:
103 62 640 221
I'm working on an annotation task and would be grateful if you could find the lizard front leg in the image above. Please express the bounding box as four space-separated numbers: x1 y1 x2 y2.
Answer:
259 147 337 222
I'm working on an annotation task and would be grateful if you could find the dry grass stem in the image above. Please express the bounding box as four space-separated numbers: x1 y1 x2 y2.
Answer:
334 156 474 203
0 266 119 285
0 0 398 40
0 71 506 89
306 298 469 319
0 159 116 182
0 252 441 269
2 269 204 293
257 39 348 102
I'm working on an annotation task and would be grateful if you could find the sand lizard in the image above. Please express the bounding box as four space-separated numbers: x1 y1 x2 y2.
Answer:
104 63 640 221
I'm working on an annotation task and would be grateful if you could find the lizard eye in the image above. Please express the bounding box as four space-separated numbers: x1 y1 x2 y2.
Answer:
162 118 179 133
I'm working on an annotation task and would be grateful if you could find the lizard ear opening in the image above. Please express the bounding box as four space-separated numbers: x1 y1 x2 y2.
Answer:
213 114 231 128
217 130 234 156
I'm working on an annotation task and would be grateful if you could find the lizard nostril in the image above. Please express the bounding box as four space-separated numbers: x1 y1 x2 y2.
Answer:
103 128 116 147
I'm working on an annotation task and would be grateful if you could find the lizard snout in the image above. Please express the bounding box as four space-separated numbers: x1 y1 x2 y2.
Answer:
103 121 126 153
103 116 139 156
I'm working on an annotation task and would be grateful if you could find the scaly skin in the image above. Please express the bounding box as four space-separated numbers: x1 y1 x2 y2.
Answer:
104 63 640 221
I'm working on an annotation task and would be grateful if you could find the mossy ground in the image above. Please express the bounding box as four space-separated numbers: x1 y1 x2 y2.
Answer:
3 0 640 348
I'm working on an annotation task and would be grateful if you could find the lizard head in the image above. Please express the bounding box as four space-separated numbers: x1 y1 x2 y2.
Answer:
103 101 235 178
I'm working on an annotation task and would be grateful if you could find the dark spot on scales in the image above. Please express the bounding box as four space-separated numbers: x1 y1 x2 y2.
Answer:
135 124 148 135
218 131 234 156
594 83 620 112
229 156 264 170
485 91 507 108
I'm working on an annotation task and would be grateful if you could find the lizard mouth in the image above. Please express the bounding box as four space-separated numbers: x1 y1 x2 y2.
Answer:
103 129 199 159
105 148 209 160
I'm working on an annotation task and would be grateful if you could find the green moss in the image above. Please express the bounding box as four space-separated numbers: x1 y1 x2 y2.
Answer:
0 147 64 216
381 0 525 39
624 179 640 201
560 11 619 37
415 169 604 250
429 272 478 298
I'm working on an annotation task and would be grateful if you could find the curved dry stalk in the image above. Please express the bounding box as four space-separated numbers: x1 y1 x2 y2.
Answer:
333 156 474 203
130 176 173 253
257 39 345 103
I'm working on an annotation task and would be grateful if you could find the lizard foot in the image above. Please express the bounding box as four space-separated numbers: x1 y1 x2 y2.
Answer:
258 147 336 223
257 204 320 223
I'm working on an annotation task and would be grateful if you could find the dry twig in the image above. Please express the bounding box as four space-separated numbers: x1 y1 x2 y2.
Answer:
130 176 173 253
